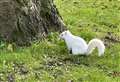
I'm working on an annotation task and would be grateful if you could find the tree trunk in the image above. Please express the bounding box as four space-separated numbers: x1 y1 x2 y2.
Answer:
0 0 66 46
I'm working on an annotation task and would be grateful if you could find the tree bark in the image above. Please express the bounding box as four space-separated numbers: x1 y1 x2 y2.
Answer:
0 0 66 45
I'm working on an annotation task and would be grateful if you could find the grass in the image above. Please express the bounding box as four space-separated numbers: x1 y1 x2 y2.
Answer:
0 0 120 82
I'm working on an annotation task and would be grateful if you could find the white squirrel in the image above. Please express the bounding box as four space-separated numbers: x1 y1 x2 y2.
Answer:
59 30 105 56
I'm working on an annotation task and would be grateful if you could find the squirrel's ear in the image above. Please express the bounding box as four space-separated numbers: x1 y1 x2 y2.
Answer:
64 31 67 35
67 30 70 33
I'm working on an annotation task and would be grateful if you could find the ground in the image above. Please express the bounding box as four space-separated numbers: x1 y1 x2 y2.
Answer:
0 0 120 82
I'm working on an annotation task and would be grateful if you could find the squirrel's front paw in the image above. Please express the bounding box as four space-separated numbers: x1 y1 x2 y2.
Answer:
69 49 72 54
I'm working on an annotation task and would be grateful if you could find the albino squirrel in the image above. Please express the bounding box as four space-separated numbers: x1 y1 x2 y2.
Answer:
59 30 105 56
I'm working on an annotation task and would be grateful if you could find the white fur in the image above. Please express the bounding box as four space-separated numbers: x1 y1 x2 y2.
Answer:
60 30 105 56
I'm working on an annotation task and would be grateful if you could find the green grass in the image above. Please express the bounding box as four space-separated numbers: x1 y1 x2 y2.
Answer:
0 0 120 82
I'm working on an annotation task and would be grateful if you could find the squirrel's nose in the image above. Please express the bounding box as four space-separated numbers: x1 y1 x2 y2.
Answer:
59 36 62 40
59 35 63 40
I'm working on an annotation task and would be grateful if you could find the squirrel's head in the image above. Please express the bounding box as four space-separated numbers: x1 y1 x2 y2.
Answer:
59 30 71 39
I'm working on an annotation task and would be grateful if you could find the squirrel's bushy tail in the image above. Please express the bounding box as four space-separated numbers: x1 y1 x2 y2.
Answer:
86 39 105 56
